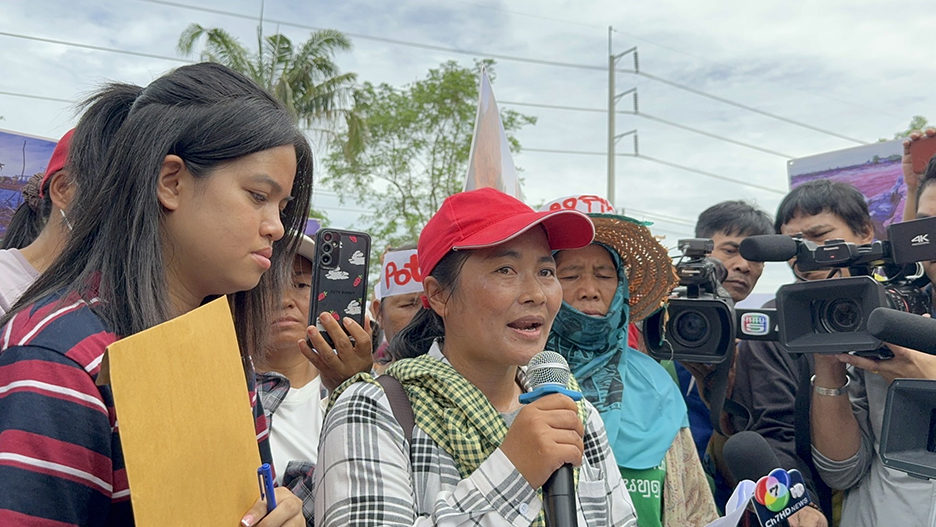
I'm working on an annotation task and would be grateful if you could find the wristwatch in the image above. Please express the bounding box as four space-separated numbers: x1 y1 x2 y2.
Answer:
810 375 850 396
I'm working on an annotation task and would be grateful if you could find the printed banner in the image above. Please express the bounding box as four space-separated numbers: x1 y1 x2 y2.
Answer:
0 129 57 239
788 140 904 240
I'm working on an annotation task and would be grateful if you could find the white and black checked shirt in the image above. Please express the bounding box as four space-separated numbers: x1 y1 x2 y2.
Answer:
314 344 638 526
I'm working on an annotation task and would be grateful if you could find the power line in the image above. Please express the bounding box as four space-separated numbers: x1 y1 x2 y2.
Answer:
137 0 610 73
637 153 786 195
624 208 696 227
372 1 902 121
0 90 74 104
0 31 193 64
520 147 786 194
632 71 869 145
6 1 879 148
500 100 793 158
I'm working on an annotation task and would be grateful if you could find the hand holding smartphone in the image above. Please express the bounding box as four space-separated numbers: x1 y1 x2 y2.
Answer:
308 229 371 348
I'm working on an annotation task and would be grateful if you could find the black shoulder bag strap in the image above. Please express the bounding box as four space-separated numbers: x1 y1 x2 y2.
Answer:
376 375 415 443
707 345 752 435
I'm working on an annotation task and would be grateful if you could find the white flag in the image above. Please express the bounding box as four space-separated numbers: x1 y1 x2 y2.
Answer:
464 67 522 198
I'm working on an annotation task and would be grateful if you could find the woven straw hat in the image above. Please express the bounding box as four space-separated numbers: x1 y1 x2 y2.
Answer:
589 213 678 322
542 195 678 322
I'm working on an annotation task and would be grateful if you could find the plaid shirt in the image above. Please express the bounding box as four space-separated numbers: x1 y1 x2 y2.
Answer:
0 291 272 526
314 343 638 527
257 370 320 526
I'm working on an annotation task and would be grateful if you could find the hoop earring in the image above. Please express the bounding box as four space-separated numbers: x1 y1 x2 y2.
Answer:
60 209 73 231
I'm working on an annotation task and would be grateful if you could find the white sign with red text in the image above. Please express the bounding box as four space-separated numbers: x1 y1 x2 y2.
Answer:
541 195 616 215
379 249 423 299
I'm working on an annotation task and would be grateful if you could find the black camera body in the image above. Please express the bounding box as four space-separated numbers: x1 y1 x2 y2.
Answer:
646 239 737 363
739 216 936 355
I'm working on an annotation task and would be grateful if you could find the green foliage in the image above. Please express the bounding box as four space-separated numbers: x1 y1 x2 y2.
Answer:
322 60 536 251
881 116 930 141
177 23 364 158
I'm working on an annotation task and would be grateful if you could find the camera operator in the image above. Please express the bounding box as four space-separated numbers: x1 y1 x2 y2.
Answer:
793 177 936 526
727 180 878 527
802 139 936 526
673 202 772 480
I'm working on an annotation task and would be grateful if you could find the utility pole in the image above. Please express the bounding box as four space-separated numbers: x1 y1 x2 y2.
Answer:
607 26 638 209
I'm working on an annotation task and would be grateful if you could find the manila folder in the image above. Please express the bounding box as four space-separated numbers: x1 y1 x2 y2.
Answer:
103 296 260 526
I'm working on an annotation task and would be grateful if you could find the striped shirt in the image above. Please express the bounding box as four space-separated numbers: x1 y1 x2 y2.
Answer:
0 291 271 526
314 344 638 527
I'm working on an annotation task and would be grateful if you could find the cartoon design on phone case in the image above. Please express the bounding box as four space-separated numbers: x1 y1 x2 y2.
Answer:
349 250 366 266
308 229 371 349
325 267 349 280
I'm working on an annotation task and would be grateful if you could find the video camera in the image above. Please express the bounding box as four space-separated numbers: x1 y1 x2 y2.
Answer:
645 239 776 363
738 215 936 355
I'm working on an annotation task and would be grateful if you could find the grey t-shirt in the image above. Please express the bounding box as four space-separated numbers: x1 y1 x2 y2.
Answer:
0 249 39 316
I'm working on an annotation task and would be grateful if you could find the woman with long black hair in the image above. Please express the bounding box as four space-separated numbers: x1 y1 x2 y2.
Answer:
0 62 313 527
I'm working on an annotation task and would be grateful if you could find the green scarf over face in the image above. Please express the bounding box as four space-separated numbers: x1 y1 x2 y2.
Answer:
547 243 688 470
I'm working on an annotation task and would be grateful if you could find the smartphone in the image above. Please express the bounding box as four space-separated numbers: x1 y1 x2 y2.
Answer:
308 229 371 349
910 135 936 174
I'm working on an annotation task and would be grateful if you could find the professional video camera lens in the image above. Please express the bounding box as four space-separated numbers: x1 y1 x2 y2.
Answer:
671 310 711 348
884 284 931 315
819 298 862 333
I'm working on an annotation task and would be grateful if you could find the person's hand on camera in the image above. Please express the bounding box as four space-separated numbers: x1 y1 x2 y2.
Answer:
788 504 828 527
837 343 936 385
300 313 373 391
240 487 304 527
499 394 584 489
902 128 936 193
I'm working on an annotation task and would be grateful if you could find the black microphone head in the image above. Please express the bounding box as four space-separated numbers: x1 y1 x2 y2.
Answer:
723 431 783 483
868 308 936 354
739 235 798 262
526 350 571 388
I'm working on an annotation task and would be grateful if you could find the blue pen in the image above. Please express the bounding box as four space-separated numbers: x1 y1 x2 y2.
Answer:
258 463 277 514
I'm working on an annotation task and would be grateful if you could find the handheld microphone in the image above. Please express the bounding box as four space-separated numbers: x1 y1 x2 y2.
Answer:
723 432 791 527
868 308 936 355
739 235 799 262
521 351 581 527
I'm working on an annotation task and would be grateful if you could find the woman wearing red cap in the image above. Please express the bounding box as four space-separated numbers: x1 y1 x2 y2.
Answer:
314 187 638 526
0 130 73 316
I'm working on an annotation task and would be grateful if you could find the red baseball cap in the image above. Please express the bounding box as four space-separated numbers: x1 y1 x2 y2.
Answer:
418 187 595 277
38 129 75 198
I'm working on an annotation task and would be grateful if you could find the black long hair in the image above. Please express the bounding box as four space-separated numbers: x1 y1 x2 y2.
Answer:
389 249 471 361
1 174 51 250
1 84 142 251
5 63 314 358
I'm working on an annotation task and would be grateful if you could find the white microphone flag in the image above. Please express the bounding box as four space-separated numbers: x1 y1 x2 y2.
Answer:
463 67 522 199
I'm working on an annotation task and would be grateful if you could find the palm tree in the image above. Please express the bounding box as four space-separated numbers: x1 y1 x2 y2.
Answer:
178 23 364 158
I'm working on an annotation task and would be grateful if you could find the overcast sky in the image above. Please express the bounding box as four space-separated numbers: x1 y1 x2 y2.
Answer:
3 0 934 297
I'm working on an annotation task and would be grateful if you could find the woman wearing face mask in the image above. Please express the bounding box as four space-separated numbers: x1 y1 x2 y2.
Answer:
0 62 314 527
544 196 718 527
314 187 638 526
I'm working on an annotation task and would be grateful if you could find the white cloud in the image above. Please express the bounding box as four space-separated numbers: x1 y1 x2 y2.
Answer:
3 0 934 296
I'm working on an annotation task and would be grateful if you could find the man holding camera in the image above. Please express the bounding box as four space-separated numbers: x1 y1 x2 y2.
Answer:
728 180 880 527
807 138 936 527
675 202 772 458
